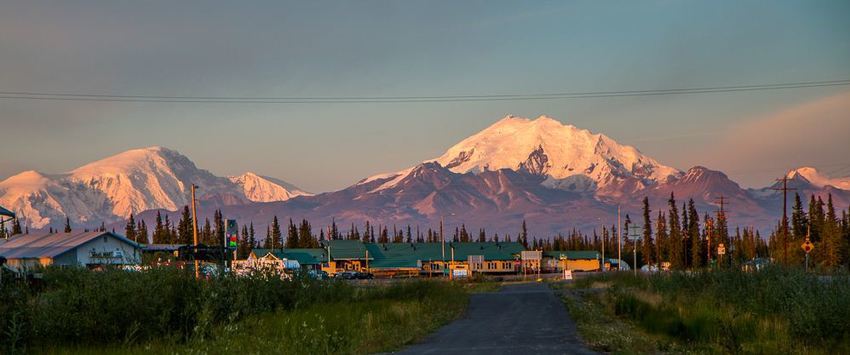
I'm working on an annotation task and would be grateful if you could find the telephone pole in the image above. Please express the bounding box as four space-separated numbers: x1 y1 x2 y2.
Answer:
770 174 796 265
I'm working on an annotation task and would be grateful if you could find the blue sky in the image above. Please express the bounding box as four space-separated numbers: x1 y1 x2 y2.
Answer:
1 0 849 191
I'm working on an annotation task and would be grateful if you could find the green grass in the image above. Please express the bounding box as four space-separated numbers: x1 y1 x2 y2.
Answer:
558 268 850 354
2 268 469 354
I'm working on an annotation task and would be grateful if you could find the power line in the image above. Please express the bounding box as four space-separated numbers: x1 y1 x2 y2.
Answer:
0 79 848 104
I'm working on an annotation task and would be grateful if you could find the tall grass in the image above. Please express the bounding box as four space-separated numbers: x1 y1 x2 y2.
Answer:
0 267 354 353
581 268 850 353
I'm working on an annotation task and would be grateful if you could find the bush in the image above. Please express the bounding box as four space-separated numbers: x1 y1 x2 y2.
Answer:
587 267 850 352
0 266 355 351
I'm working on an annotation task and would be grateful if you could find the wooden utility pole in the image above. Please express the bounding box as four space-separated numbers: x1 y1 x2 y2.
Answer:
191 184 200 279
770 175 796 265
440 216 445 273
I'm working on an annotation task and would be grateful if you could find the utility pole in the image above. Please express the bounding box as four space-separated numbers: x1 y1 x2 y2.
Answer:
440 216 445 274
617 205 622 271
770 174 796 265
191 184 200 279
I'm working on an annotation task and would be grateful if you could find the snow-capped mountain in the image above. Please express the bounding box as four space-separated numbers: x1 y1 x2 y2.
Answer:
0 147 305 229
366 115 681 198
228 172 311 202
786 167 850 190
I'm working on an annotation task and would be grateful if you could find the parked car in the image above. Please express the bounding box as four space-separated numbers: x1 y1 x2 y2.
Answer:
335 271 358 280
355 272 374 280
308 269 330 280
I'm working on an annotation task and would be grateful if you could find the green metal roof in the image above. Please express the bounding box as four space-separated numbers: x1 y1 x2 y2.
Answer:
252 248 327 265
322 240 369 260
543 250 600 260
364 242 524 269
0 205 14 218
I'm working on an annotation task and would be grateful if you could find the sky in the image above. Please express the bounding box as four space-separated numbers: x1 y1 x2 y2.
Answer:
1 0 849 192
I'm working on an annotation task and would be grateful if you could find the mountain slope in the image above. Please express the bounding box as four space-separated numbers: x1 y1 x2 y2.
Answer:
0 147 304 228
228 172 311 202
370 115 682 199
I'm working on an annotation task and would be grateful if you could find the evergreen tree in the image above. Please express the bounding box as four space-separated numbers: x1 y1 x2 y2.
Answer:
249 222 256 249
201 218 213 245
822 194 842 269
687 199 702 268
153 211 167 244
520 220 528 248
64 216 72 233
177 206 193 245
269 216 282 249
459 224 470 242
263 226 273 249
641 197 654 266
125 214 137 242
379 226 389 243
298 219 316 248
238 224 251 259
667 193 684 269
214 210 225 247
791 193 808 239
137 220 148 244
656 211 668 264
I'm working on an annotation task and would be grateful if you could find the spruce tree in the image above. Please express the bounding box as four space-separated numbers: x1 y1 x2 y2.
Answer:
125 214 137 242
137 220 148 244
656 211 668 264
285 218 297 249
822 194 842 269
249 222 256 249
641 197 654 267
791 193 808 239
667 193 684 269
271 216 283 249
177 206 193 245
687 199 702 268
64 216 72 233
298 219 315 248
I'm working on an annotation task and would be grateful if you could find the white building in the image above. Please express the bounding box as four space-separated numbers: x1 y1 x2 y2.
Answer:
0 231 141 271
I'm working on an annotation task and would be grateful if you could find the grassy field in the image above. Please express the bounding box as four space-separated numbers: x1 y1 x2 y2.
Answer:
1 268 472 354
556 268 850 354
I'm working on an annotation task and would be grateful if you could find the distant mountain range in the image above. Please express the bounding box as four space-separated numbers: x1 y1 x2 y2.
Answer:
2 115 848 238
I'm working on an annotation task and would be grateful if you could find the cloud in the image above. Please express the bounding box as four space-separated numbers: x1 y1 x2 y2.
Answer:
707 90 850 186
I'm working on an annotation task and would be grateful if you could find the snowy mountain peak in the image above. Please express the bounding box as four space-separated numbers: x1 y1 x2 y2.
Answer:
228 172 310 202
0 147 303 229
787 167 850 190
429 115 681 196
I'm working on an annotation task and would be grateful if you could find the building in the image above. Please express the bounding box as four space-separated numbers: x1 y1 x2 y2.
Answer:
324 241 524 277
0 231 142 271
543 250 601 272
248 248 326 272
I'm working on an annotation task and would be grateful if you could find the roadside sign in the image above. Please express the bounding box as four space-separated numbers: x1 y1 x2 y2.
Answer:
563 269 573 280
717 243 726 255
225 219 238 248
801 239 814 254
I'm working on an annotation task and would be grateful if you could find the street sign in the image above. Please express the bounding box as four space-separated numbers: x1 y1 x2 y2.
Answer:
225 219 238 248
717 243 726 255
563 269 573 280
801 239 814 254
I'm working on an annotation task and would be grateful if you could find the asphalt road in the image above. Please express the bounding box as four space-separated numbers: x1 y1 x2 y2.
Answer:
397 282 596 355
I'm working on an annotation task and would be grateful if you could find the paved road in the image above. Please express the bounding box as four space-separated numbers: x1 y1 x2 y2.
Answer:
397 282 595 355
